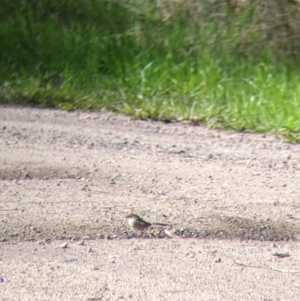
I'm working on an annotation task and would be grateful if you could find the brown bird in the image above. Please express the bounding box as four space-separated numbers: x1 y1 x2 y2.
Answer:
125 214 168 231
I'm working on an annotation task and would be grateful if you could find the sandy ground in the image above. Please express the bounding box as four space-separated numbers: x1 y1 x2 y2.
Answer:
1 105 300 300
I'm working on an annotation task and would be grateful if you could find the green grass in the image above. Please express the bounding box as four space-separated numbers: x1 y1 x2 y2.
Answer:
0 0 300 142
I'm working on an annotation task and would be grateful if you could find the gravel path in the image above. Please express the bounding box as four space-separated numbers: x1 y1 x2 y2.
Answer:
1 105 300 300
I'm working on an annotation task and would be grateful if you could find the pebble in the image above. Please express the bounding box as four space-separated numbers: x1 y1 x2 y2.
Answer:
60 242 68 249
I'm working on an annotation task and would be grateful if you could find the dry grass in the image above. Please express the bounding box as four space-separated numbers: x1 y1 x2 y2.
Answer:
149 0 300 60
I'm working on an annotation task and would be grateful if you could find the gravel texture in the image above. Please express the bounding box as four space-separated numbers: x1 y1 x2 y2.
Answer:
1 105 300 300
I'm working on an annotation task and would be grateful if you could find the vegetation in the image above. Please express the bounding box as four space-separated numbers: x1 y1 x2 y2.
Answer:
1 0 300 142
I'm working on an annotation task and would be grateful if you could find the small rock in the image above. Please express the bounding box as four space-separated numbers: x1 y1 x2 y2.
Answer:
60 242 68 249
164 230 173 238
64 258 77 263
82 184 90 191
273 252 290 258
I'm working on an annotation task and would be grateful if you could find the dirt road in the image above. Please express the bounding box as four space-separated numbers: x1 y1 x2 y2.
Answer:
1 105 300 300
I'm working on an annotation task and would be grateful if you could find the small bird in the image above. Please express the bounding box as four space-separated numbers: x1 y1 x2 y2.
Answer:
125 214 168 232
